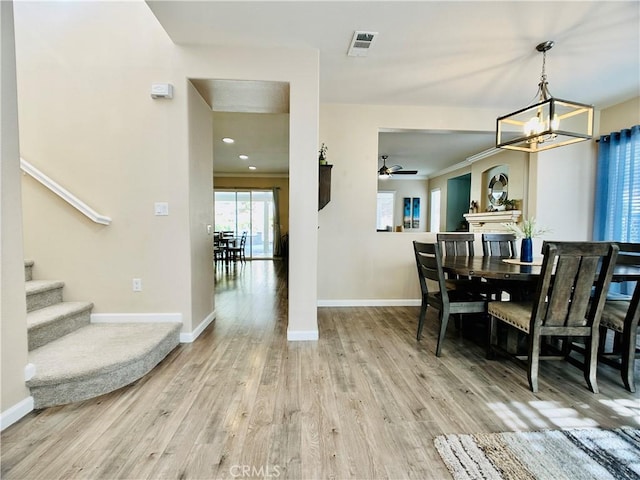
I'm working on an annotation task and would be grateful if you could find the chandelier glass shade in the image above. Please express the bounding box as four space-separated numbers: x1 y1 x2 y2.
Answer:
496 41 594 153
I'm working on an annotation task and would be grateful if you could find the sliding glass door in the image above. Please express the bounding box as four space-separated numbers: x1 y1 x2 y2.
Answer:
214 189 275 259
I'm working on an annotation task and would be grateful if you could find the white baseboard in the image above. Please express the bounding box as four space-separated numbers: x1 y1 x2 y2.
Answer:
317 299 421 307
1 396 34 431
91 313 183 324
287 329 319 341
181 310 216 343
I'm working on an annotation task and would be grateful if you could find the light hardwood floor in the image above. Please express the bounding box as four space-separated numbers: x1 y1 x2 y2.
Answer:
2 260 639 479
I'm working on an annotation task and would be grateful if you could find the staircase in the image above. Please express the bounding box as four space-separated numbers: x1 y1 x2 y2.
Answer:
25 260 181 409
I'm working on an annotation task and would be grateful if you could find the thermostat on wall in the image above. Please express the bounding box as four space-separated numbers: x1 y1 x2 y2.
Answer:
151 83 173 99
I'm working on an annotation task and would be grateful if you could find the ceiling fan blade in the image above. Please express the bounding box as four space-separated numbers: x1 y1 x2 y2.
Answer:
393 170 418 175
388 164 403 172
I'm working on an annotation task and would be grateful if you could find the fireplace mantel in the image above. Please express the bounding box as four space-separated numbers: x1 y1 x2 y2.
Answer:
463 210 521 233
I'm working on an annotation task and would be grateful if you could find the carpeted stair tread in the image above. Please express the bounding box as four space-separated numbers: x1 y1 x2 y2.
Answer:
28 322 181 386
25 279 65 313
26 279 65 295
27 301 93 330
27 301 94 350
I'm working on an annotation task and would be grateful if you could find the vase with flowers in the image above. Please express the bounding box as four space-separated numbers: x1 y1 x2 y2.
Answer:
503 217 550 263
318 143 328 165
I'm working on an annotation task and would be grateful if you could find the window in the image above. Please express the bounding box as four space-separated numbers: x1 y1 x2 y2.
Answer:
593 125 640 295
594 125 640 243
376 191 395 231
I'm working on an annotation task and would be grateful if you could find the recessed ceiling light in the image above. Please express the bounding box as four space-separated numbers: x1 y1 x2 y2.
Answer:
248 165 257 170
239 154 249 160
222 137 234 144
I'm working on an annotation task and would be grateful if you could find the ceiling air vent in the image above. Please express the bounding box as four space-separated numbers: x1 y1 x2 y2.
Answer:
347 31 378 57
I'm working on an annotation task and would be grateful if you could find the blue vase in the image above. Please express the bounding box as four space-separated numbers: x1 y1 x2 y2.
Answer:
520 237 533 263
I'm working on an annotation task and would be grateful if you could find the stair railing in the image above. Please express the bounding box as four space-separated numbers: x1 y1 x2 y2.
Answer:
20 157 112 225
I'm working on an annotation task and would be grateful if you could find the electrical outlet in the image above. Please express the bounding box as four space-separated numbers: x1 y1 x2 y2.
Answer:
132 278 142 292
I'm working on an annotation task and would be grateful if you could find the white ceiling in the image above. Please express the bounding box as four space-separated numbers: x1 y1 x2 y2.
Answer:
148 1 640 176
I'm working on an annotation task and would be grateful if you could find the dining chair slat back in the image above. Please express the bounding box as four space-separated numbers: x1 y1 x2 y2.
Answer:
413 241 487 357
437 233 475 257
482 233 518 258
488 241 619 393
599 242 640 392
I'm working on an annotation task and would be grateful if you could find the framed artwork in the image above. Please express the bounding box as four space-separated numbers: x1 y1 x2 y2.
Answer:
403 197 411 228
412 197 420 229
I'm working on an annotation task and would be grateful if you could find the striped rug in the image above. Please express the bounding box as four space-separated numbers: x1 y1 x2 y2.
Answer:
434 427 640 480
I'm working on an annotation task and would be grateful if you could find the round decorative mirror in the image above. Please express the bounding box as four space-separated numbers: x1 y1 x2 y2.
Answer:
488 173 508 206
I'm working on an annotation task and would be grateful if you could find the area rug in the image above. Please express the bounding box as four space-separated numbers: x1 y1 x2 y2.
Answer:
434 427 640 480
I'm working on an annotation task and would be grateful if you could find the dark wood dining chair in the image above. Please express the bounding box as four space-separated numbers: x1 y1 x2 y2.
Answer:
436 232 496 299
482 233 518 258
482 233 520 299
413 241 487 357
437 233 475 256
436 232 475 284
487 241 619 393
213 235 225 263
598 242 640 392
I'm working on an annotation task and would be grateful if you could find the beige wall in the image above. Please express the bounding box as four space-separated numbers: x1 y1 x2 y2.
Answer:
188 81 215 330
214 176 290 236
599 97 640 135
14 1 319 344
17 1 190 319
317 99 634 303
1 0 31 423
318 103 499 303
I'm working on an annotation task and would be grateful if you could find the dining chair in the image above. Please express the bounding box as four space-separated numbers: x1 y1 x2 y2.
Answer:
437 232 475 256
481 233 520 299
598 242 640 392
482 233 518 258
436 232 496 299
213 236 225 264
228 231 248 262
487 241 619 393
413 241 487 357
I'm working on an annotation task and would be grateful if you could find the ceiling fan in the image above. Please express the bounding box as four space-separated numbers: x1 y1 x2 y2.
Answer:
378 155 418 178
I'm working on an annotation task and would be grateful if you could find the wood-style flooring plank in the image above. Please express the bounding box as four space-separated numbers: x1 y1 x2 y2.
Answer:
2 260 638 480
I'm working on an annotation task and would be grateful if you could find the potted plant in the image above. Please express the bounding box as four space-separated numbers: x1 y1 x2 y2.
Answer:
319 143 328 165
503 217 550 263
502 198 519 211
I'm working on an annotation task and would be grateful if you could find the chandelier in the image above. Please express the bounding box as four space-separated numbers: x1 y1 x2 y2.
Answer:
496 41 594 152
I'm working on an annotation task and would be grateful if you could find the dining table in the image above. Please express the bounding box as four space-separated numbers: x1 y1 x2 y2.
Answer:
440 254 640 353
441 255 640 283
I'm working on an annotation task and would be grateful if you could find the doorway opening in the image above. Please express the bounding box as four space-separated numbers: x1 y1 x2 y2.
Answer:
446 173 471 231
